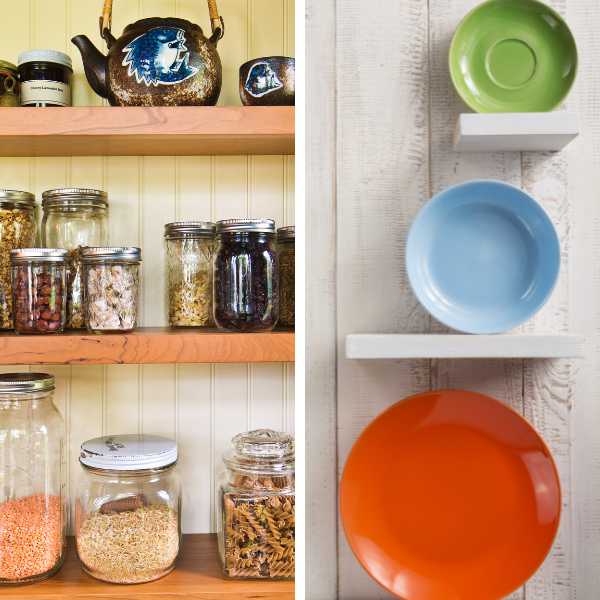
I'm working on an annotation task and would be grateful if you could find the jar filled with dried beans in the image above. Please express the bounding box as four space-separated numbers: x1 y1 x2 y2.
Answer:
277 226 294 328
42 188 108 329
164 221 215 327
76 435 181 584
217 429 295 580
81 247 141 333
213 219 279 332
11 249 67 334
0 190 37 330
0 373 66 584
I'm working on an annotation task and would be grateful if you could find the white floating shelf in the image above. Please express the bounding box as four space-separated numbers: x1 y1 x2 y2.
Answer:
454 112 579 152
346 334 585 359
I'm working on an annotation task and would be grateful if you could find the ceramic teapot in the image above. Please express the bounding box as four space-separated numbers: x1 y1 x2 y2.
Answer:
72 0 224 106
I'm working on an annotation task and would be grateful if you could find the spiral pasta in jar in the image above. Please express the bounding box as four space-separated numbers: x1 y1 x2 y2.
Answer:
217 429 295 580
11 249 67 334
81 247 141 333
164 221 215 327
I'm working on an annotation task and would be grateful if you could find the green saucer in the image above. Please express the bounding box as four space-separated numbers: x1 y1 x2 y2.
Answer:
449 0 577 113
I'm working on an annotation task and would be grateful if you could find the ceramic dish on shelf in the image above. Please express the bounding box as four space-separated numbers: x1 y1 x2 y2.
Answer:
406 180 559 334
340 389 561 600
449 0 577 112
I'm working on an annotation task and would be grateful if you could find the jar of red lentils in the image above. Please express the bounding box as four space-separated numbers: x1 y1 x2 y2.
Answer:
0 373 66 584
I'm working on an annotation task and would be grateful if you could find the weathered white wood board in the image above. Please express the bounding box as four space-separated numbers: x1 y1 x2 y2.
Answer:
312 0 600 597
0 0 295 535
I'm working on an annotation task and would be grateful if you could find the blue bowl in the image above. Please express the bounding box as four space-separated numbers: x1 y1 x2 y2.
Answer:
406 180 560 334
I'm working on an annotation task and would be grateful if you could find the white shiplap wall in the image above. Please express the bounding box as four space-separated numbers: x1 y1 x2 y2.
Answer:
0 0 294 534
307 0 600 598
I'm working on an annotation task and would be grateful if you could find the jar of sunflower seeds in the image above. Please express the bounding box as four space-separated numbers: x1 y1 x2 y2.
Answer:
217 429 295 580
164 221 215 327
0 190 37 329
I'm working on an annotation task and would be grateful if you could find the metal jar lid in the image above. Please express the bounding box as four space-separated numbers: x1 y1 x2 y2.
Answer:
277 225 295 241
224 429 295 475
42 188 108 211
0 60 17 73
0 189 36 209
164 221 216 239
80 434 178 471
216 218 275 234
0 373 55 394
11 248 68 263
18 49 73 71
81 247 142 263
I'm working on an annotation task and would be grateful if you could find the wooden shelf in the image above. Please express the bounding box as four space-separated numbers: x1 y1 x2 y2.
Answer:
0 328 294 365
453 112 579 152
346 334 585 359
2 534 293 599
0 107 294 156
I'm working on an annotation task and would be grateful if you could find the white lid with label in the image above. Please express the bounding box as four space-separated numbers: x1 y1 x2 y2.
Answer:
80 434 178 471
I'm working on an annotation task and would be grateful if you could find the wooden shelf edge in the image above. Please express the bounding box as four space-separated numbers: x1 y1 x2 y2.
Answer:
3 534 294 599
346 334 585 359
0 107 295 156
0 328 295 365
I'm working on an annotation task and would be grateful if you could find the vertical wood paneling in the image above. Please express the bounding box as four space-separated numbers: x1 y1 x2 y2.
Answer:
0 0 294 536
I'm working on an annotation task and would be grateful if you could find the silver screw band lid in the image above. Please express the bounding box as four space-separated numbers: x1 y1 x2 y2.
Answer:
0 189 36 208
11 248 68 263
164 221 216 239
81 247 142 263
277 225 295 241
42 188 108 210
216 218 275 234
0 373 55 394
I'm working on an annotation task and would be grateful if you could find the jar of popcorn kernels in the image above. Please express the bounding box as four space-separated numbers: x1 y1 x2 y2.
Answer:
81 247 141 333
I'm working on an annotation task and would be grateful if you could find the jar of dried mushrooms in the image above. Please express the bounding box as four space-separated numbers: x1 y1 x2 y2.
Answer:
164 221 215 327
214 219 279 332
0 190 37 329
81 247 141 333
76 434 181 584
42 188 108 329
217 429 295 580
277 226 294 328
11 249 68 334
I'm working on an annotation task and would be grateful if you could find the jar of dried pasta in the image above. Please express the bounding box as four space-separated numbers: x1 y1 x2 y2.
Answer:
42 188 108 329
81 247 141 333
0 190 37 329
164 221 215 327
217 429 295 580
277 226 294 328
75 434 181 584
11 249 68 334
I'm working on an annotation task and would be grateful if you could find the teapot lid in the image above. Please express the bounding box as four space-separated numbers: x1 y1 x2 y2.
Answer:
18 49 72 71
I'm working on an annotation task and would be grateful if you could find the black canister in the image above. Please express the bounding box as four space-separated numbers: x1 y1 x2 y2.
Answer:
18 50 72 107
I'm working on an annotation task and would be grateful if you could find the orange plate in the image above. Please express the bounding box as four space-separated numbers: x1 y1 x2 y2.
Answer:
340 390 561 600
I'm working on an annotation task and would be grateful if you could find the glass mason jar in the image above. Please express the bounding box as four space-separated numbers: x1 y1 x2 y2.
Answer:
81 247 142 333
213 219 279 332
75 434 181 584
277 226 295 328
11 249 67 334
164 221 215 327
0 373 66 584
0 190 37 330
42 188 108 329
217 429 295 580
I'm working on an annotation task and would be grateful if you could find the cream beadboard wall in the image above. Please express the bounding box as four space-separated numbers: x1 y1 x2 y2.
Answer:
0 0 295 534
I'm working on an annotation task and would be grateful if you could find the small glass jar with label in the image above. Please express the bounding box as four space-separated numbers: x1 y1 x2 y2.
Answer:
76 434 181 584
217 429 295 580
11 249 68 334
17 50 72 107
42 188 108 329
81 247 142 333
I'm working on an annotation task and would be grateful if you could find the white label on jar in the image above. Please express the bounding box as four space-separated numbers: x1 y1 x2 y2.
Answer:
20 80 71 106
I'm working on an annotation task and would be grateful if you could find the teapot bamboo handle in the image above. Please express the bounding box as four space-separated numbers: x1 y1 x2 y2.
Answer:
207 0 225 41
99 0 113 42
99 0 223 42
